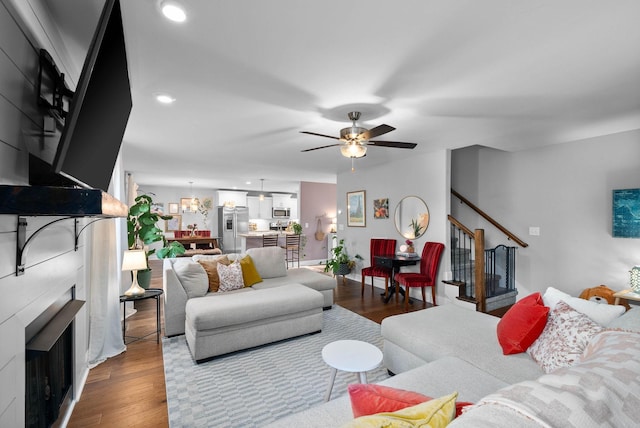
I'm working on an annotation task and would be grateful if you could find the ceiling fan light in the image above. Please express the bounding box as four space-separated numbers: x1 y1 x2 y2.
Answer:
341 144 366 158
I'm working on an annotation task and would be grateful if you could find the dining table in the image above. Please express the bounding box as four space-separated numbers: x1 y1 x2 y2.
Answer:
374 254 421 304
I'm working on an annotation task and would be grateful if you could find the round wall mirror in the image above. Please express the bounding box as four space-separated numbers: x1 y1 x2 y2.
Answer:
394 196 430 239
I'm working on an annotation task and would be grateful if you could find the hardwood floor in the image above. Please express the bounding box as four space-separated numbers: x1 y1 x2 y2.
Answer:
67 261 433 427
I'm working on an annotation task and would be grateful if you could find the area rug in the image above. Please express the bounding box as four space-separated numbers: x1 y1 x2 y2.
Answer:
162 305 389 427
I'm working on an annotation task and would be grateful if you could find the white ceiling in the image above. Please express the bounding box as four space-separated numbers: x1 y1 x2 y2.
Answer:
46 0 640 194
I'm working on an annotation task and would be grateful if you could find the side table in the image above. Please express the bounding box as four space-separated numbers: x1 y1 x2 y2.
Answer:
119 288 163 344
321 340 383 401
613 289 640 306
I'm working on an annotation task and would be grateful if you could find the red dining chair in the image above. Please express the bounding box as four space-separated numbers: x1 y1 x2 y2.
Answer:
395 242 445 310
361 238 397 297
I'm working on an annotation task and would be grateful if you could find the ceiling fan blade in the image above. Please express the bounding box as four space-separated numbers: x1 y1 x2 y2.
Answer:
360 124 395 140
300 131 340 140
368 140 417 149
301 143 341 152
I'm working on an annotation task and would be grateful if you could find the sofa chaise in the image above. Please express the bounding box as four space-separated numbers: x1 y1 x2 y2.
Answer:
268 287 640 427
163 246 337 361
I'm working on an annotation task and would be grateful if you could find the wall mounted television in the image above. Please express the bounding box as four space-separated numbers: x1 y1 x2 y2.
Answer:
44 0 132 192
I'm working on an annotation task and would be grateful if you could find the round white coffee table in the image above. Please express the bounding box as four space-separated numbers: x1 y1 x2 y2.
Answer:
321 339 383 401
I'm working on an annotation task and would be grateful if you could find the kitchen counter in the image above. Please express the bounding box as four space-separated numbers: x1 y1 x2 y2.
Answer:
239 231 294 237
238 231 300 252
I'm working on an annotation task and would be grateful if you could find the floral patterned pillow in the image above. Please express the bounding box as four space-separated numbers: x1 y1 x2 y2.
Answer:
217 261 244 292
527 301 603 373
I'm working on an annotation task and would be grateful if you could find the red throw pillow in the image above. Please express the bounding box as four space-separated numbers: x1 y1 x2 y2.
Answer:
347 384 472 418
497 292 550 355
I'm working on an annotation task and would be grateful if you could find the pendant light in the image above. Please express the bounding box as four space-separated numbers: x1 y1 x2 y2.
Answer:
183 181 199 213
259 179 265 201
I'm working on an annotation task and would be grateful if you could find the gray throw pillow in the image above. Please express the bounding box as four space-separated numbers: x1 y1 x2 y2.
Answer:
173 260 208 298
246 247 287 278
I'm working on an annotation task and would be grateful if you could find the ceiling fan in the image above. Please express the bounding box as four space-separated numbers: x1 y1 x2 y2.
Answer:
300 111 417 160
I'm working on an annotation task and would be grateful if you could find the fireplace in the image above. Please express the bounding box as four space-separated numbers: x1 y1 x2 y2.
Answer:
25 289 84 428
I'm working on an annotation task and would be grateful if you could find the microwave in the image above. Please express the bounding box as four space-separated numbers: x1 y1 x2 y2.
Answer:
272 207 290 218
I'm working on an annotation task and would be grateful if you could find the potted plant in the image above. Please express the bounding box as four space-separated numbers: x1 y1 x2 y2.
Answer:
323 237 363 275
127 194 186 288
289 221 307 258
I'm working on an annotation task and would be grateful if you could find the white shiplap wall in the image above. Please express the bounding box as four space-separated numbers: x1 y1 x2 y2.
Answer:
0 1 91 426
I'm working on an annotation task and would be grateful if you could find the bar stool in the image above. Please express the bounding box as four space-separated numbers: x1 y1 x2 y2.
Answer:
284 234 301 268
262 234 279 247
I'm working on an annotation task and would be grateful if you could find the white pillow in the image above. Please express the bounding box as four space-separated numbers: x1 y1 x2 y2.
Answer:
217 261 245 292
542 286 625 326
173 260 209 298
527 301 603 373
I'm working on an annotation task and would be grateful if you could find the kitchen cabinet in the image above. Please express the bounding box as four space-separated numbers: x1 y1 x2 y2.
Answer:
216 190 247 207
271 193 292 208
289 198 298 219
247 196 272 219
247 196 259 218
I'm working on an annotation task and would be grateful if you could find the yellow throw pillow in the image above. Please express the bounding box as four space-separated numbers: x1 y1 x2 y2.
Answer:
239 255 263 287
197 256 230 292
342 392 457 428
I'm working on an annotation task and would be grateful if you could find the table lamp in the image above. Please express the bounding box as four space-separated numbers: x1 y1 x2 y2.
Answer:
122 249 148 296
630 265 640 293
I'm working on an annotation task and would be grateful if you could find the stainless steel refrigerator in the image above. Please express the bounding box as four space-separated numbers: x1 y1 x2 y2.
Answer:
218 206 248 253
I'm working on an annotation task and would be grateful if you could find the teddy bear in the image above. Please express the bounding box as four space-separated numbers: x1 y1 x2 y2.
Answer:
579 284 630 310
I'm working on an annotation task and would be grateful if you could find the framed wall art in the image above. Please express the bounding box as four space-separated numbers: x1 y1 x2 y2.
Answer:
613 188 640 238
373 198 389 219
180 198 195 213
165 215 182 232
347 190 366 227
168 202 179 214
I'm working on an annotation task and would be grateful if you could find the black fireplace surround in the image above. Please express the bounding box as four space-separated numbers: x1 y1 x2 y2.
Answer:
25 295 84 428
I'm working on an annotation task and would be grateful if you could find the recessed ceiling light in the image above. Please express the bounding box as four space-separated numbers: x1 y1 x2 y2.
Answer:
161 1 187 22
155 93 176 104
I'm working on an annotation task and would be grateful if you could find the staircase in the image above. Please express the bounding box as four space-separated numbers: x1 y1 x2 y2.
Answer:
445 189 527 313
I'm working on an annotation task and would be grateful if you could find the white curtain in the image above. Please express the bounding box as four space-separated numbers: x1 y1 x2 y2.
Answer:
87 218 126 368
86 155 129 367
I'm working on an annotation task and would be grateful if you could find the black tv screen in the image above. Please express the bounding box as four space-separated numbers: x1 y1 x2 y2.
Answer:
52 0 132 192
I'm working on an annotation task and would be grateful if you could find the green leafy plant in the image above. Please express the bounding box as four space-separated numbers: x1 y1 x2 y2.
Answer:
291 222 303 234
323 238 363 273
127 194 185 259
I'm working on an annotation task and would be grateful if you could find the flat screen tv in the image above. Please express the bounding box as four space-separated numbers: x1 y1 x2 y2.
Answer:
52 0 132 192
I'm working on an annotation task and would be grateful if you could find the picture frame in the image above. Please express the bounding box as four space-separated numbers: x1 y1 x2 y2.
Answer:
347 190 366 227
168 202 179 214
373 198 389 219
180 198 195 213
613 188 640 238
165 215 182 232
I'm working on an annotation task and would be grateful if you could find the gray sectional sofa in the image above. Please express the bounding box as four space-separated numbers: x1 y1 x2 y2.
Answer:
268 296 640 427
162 246 336 361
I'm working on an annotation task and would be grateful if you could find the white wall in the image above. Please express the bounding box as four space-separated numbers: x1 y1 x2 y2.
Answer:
452 130 640 298
336 150 450 303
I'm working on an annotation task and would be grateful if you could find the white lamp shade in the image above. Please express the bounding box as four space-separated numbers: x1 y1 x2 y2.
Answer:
122 249 148 271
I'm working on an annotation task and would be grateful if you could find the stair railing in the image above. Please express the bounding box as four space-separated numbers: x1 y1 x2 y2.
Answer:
448 189 526 312
448 215 486 312
451 188 528 248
